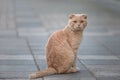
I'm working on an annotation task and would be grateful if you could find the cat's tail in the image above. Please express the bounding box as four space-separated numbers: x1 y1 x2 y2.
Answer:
30 67 57 79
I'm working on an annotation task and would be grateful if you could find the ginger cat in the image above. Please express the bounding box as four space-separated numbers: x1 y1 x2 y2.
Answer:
30 13 87 79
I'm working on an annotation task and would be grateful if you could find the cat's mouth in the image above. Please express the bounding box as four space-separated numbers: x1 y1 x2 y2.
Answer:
73 26 84 31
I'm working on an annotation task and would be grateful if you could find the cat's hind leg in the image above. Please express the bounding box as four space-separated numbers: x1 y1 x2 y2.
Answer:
66 67 80 73
56 55 74 74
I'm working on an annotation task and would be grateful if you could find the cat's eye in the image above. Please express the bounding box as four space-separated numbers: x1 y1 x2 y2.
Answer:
73 21 77 23
81 20 84 23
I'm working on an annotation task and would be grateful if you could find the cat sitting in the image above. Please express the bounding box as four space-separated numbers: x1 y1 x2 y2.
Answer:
30 13 87 79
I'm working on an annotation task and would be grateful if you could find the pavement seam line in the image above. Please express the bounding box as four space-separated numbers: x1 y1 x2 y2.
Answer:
93 37 120 60
78 58 97 80
25 38 44 80
26 38 40 70
13 0 20 37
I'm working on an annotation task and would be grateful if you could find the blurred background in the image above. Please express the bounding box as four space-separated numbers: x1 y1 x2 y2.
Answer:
0 0 120 80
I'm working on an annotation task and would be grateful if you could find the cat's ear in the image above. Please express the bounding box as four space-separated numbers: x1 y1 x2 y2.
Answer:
69 14 75 19
82 14 87 19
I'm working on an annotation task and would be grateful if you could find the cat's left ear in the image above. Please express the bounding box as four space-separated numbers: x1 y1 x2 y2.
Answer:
69 14 75 19
82 14 87 19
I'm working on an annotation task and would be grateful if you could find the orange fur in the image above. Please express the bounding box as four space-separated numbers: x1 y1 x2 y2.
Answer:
30 14 87 79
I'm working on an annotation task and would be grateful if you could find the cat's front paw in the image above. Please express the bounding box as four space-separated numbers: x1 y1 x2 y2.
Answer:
76 67 80 72
29 73 37 79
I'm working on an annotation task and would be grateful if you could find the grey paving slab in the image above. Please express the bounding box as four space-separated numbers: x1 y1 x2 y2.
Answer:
7 20 16 29
0 60 35 65
0 64 37 78
44 73 96 80
18 28 47 37
15 8 32 11
15 12 35 17
0 51 30 55
81 60 120 65
95 36 120 46
80 36 104 47
94 36 120 56
80 58 120 78
93 0 120 13
30 45 46 51
29 45 46 50
27 36 48 44
0 38 28 45
85 26 109 33
0 71 35 79
4 79 29 80
78 50 113 55
15 13 35 18
78 55 119 60
0 65 37 72
97 77 120 80
0 15 7 29
16 22 42 28
16 17 40 23
0 54 36 60
0 38 30 55
38 14 67 30
15 1 31 6
78 37 113 55
32 0 87 14
0 36 36 79
7 1 16 29
32 50 45 55
27 36 48 55
0 30 17 37
84 65 120 77
15 7 33 11
4 79 42 80
78 47 112 55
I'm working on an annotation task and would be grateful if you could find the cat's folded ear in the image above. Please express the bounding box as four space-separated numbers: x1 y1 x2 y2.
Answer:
69 14 75 19
81 14 87 19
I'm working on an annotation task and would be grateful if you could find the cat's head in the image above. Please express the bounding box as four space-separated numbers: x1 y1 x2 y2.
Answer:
68 14 87 31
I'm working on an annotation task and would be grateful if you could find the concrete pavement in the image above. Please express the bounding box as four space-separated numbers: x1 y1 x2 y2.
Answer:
0 0 120 80
91 0 120 13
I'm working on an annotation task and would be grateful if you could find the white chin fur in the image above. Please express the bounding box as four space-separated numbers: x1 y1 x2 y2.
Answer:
74 26 84 31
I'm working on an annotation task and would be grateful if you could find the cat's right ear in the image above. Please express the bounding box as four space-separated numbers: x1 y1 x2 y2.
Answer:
69 14 75 19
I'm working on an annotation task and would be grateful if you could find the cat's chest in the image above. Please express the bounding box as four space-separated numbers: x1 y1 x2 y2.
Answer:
72 37 81 46
68 34 82 50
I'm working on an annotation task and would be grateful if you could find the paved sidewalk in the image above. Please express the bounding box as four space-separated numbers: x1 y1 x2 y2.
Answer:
0 0 120 80
91 0 120 13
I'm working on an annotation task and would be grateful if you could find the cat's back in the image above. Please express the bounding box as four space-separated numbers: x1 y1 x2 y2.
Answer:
47 30 66 47
46 29 68 58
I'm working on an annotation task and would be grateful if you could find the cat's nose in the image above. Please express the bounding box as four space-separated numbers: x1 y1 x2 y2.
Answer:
78 24 80 26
